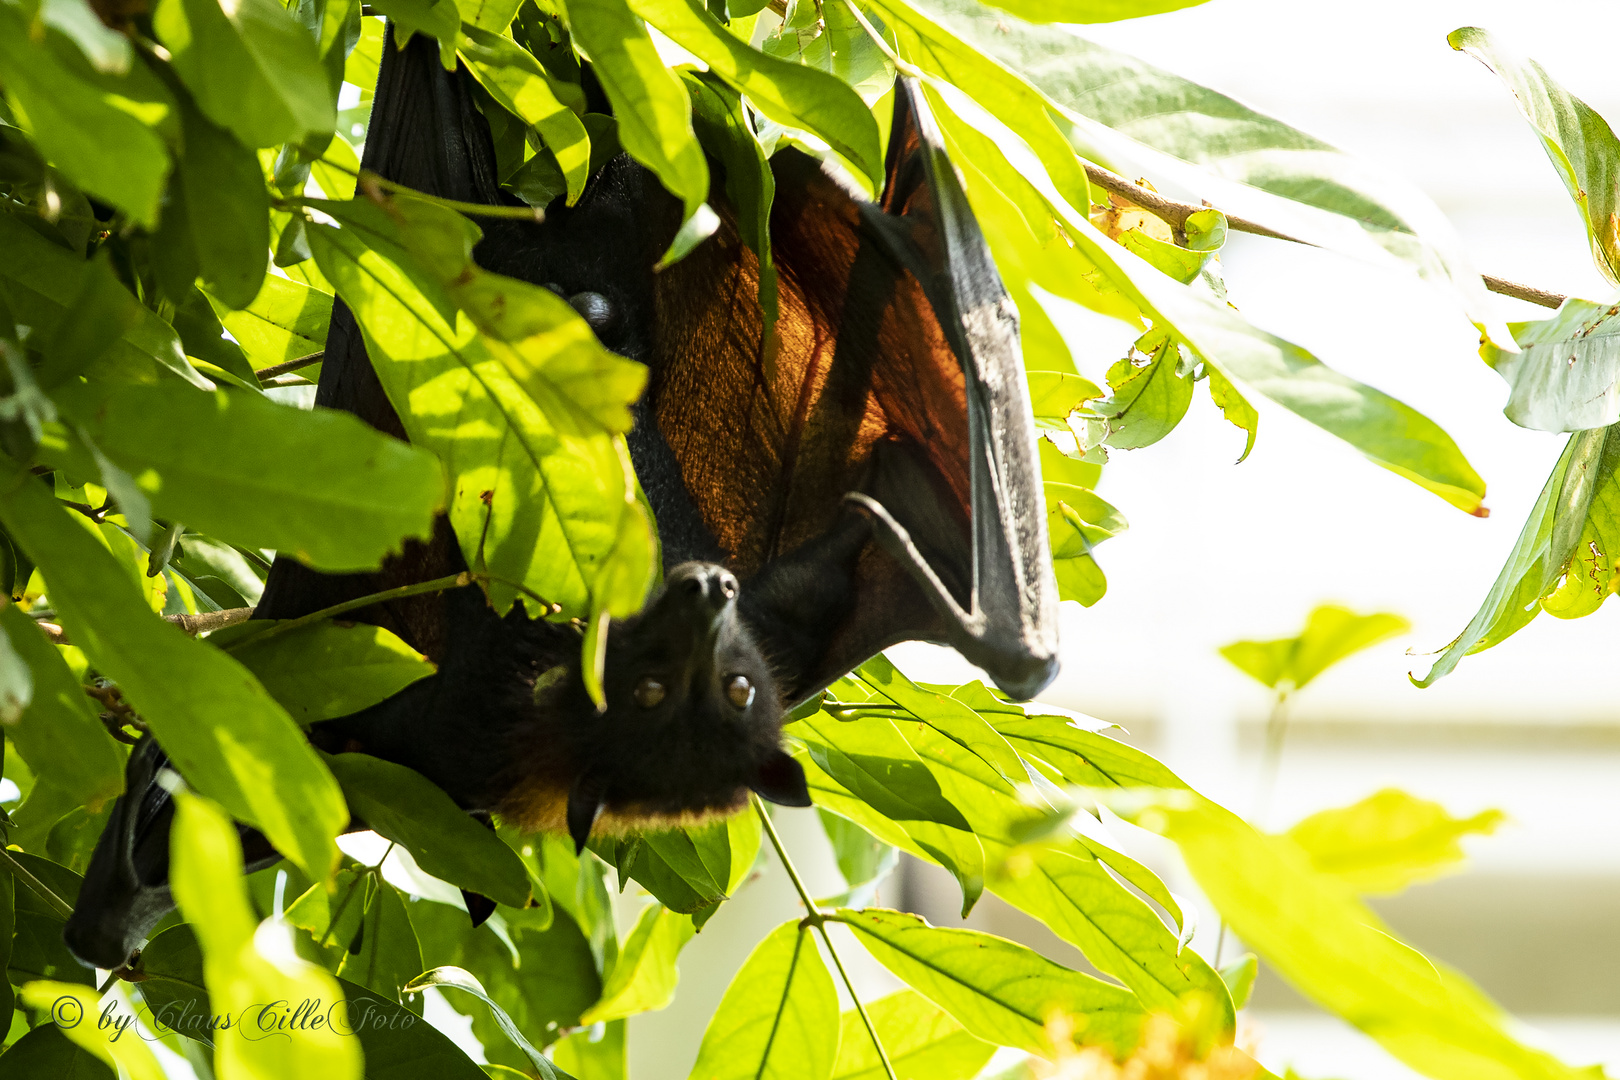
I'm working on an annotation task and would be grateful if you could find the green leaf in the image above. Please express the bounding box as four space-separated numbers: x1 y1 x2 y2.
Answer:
916 0 1505 344
1119 790 1593 1080
565 0 709 217
834 908 1143 1055
0 604 123 809
1205 364 1258 463
155 0 336 149
929 91 1488 514
10 852 90 985
686 919 839 1080
685 73 777 350
1482 294 1620 433
408 897 600 1063
0 1024 113 1080
305 207 653 618
0 215 203 388
864 0 1092 214
580 903 694 1024
0 11 173 226
1287 789 1506 896
167 786 362 1080
831 990 994 1080
326 753 534 908
628 0 882 191
1415 426 1620 684
796 713 972 831
457 0 524 30
1220 604 1410 693
340 878 426 1010
405 967 576 1078
138 924 493 1078
1096 330 1194 449
16 983 164 1080
44 381 443 572
211 620 434 724
175 102 270 310
372 0 463 66
213 273 332 377
981 0 1208 23
818 810 897 908
758 0 892 104
1450 27 1620 286
0 467 345 881
1218 954 1256 1011
461 25 592 204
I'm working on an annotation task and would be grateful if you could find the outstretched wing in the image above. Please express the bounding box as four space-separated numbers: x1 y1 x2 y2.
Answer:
651 79 1058 701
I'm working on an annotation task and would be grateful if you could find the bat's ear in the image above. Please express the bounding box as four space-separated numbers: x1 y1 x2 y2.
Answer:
750 749 811 807
566 774 606 855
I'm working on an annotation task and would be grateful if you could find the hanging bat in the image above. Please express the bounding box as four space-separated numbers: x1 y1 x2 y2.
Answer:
65 30 1057 970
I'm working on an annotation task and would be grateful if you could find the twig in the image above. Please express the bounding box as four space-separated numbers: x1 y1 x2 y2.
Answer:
0 845 76 921
284 158 544 221
229 571 558 651
38 607 254 645
1080 162 1566 309
753 796 898 1080
255 351 325 381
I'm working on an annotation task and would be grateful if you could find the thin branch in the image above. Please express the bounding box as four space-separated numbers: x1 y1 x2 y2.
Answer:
38 607 254 645
255 351 325 381
236 572 476 650
282 159 544 221
1081 161 1567 310
753 796 898 1080
228 570 558 651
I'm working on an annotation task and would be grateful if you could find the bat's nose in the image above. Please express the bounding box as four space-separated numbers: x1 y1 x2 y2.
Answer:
668 563 739 616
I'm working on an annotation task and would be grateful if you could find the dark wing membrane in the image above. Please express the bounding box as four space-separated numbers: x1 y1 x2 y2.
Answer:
255 32 507 659
652 79 1057 701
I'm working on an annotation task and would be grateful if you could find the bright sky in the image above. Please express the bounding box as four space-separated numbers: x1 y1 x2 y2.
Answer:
895 0 1620 732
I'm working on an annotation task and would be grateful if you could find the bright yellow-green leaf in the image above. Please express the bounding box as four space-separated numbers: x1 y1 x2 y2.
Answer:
0 604 123 810
1121 791 1591 1080
212 273 332 375
580 904 694 1024
212 620 435 724
16 983 165 1080
43 380 443 573
1220 604 1410 693
627 0 882 191
686 920 839 1080
460 25 592 204
0 464 345 882
1287 789 1506 896
835 908 1143 1055
168 787 361 1080
0 11 172 226
565 0 709 218
155 0 335 149
305 206 654 618
831 990 994 1080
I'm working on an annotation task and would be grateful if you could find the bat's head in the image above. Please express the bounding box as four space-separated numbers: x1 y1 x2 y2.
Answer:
547 561 810 853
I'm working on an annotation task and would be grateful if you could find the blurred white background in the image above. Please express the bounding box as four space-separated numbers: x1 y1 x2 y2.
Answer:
632 2 1620 1078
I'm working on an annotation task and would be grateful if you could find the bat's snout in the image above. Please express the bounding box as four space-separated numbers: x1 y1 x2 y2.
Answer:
667 563 739 620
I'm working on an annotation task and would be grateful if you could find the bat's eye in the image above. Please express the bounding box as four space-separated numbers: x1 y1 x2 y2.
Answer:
633 677 666 709
569 291 617 335
724 675 755 710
